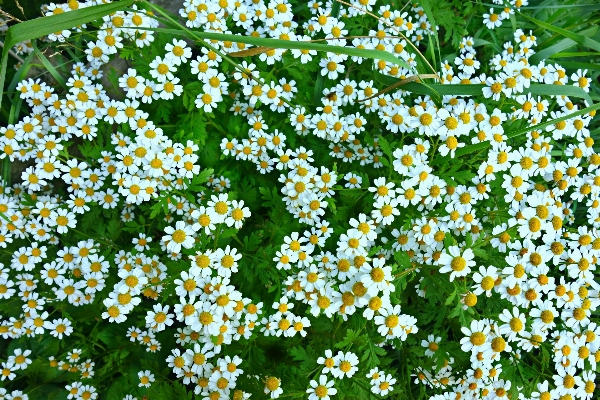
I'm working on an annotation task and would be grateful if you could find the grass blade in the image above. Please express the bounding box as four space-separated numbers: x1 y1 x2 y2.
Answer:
435 101 600 164
376 72 593 103
529 27 598 64
132 25 413 72
418 0 441 72
0 0 135 106
314 0 340 104
518 12 600 52
478 2 600 9
31 40 67 89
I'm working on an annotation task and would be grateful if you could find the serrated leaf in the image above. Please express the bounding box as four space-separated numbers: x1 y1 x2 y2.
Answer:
259 186 281 209
377 135 393 159
360 338 386 369
219 227 238 239
447 302 463 319
325 197 337 215
289 345 318 372
335 329 366 349
444 288 457 306
339 189 365 199
106 219 121 242
394 251 411 269
243 231 262 252
472 248 489 260
465 232 473 248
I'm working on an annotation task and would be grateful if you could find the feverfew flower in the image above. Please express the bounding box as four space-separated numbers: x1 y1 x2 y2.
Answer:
307 375 337 400
163 221 196 253
438 246 476 281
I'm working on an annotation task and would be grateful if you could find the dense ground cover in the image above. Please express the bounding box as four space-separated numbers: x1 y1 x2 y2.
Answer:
0 0 599 399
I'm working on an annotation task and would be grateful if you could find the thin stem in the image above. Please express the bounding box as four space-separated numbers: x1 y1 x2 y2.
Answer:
205 113 228 136
334 0 438 77
0 40 25 63
72 229 118 250
141 2 295 111
394 265 418 278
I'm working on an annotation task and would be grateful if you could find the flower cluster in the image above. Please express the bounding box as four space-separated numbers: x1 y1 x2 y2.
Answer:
0 0 598 399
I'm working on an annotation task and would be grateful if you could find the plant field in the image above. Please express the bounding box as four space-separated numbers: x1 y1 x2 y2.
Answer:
0 0 599 399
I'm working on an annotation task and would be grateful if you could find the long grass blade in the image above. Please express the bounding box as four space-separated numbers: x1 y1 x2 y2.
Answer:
375 72 593 103
529 27 598 64
435 101 600 164
0 0 135 106
31 40 67 89
518 12 600 52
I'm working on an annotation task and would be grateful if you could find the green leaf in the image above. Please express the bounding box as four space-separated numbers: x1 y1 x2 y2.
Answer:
524 84 593 104
338 189 365 200
105 376 130 400
243 231 262 252
325 197 337 215
219 227 238 239
335 329 366 349
445 288 457 306
418 0 441 65
377 135 393 159
259 186 281 209
106 219 121 242
360 338 386 369
453 170 476 184
170 381 193 400
465 232 473 248
289 345 318 372
447 302 463 319
150 196 169 219
472 248 489 260
529 37 578 65
191 167 214 186
394 250 411 269
380 156 390 168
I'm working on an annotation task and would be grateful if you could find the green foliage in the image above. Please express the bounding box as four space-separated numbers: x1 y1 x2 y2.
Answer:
427 0 472 49
1 0 599 399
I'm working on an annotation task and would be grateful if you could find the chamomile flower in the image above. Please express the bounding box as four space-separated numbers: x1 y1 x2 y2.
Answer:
498 306 526 341
225 200 251 229
460 319 491 353
45 318 74 339
264 376 284 398
360 258 394 295
483 8 503 29
344 172 362 188
165 39 192 66
307 375 337 400
422 335 442 358
471 266 499 297
438 246 476 281
372 373 396 396
146 303 174 332
8 348 32 370
138 370 155 388
331 351 359 378
163 221 196 253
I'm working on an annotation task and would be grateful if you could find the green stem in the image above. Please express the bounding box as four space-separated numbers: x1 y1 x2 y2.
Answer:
72 229 118 250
